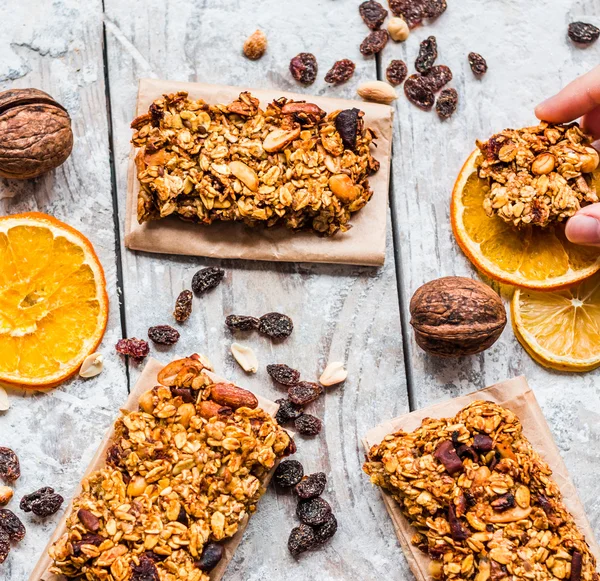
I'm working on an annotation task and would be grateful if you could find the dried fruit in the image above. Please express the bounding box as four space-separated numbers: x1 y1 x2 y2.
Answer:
434 440 464 475
0 528 9 564
274 459 304 488
473 434 493 453
319 361 347 386
258 312 294 339
148 325 180 345
295 472 327 499
192 267 225 295
314 513 338 544
389 0 423 28
267 364 300 386
0 487 12 506
568 22 600 44
115 338 150 360
324 59 356 85
409 277 507 356
436 87 458 119
79 353 104 378
415 36 437 73
20 487 64 516
447 505 470 541
294 414 322 436
357 80 398 104
359 0 388 30
0 448 20 482
297 497 332 526
491 493 516 512
404 74 435 110
0 509 25 541
387 17 410 42
360 30 389 56
230 343 258 373
385 60 408 87
423 64 453 92
131 553 160 581
174 290 193 322
195 542 224 571
468 52 488 76
71 533 104 557
243 30 267 60
170 387 195 403
274 399 304 424
423 0 447 18
335 108 362 151
77 508 100 532
225 315 260 332
288 523 316 557
571 551 583 581
288 381 323 405
290 53 318 85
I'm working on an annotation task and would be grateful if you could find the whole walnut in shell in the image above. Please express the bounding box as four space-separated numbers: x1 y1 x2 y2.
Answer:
409 277 506 357
0 88 73 179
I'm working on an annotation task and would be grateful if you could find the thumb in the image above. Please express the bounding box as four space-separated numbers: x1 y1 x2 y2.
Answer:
565 204 600 246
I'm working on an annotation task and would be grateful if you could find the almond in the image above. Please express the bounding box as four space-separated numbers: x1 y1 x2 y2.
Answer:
357 81 397 104
230 160 259 191
0 486 13 506
197 400 231 419
78 508 100 532
79 353 104 378
319 361 347 386
263 127 301 152
230 342 258 373
281 102 325 117
210 383 258 409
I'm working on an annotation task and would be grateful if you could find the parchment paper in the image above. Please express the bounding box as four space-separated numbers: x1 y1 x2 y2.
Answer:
31 357 281 581
362 376 600 581
124 78 394 267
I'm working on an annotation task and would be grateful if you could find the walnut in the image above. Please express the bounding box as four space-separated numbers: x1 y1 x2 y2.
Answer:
409 276 506 357
0 88 73 179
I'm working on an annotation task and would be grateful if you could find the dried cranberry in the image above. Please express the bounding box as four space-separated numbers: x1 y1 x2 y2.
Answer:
20 487 64 517
148 325 180 345
423 0 447 18
448 505 470 541
288 381 323 406
324 59 356 85
267 364 300 386
174 290 193 322
0 529 9 564
415 36 437 73
360 30 389 56
294 414 322 436
195 542 224 572
389 0 424 28
0 447 20 482
455 444 478 463
297 497 332 526
258 312 293 339
386 60 408 86
295 472 327 499
436 88 458 120
404 74 435 110
335 108 362 151
275 399 304 424
473 434 493 453
571 551 583 581
192 267 224 295
115 338 150 360
491 493 516 512
314 513 338 544
359 0 388 30
274 459 304 488
468 52 488 76
423 64 452 92
290 53 318 85
131 553 160 581
568 22 600 44
433 440 464 474
225 315 260 331
0 509 25 542
288 523 316 557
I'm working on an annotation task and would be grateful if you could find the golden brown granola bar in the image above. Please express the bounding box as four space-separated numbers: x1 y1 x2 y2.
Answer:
49 355 293 581
131 91 380 236
363 401 599 581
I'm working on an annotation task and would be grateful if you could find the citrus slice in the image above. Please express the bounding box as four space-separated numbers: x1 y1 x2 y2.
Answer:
0 213 108 387
451 150 600 290
512 273 600 371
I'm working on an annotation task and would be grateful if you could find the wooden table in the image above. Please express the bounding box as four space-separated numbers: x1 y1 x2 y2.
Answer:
1 1 599 579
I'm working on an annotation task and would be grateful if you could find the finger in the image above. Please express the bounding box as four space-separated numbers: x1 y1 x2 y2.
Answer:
565 205 600 246
581 107 600 140
535 65 600 123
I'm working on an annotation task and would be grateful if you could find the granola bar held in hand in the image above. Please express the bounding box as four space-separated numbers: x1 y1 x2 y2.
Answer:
363 401 599 581
131 92 380 236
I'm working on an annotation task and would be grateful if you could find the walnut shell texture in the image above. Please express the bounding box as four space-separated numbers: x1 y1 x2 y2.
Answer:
0 88 73 179
409 276 507 357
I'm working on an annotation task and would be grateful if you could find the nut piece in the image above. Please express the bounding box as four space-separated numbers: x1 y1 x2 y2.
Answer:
531 153 556 175
581 146 600 173
263 127 301 152
0 387 8 411
79 353 104 378
243 30 267 60
230 343 258 373
387 17 410 42
0 486 13 506
319 361 347 386
357 81 397 105
210 382 259 409
229 160 259 191
329 174 359 202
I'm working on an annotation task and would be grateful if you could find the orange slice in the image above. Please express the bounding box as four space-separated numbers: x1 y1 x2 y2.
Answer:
0 213 108 388
451 150 600 290
512 274 600 371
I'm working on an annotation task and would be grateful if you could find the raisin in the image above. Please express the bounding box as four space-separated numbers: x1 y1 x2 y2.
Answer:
324 59 356 85
171 387 195 403
448 505 470 541
404 74 435 110
466 53 487 77
389 0 424 28
386 59 408 86
274 399 304 424
267 363 300 386
295 414 322 436
274 459 304 488
148 325 180 345
173 290 193 322
72 533 104 557
225 314 260 331
0 447 20 482
288 381 323 405
360 30 389 56
314 513 338 544
106 443 127 468
568 22 600 44
115 338 150 360
423 0 447 18
0 509 25 542
192 267 225 295
335 108 362 151
415 36 437 73
288 523 316 557
0 528 9 565
423 64 452 92
359 0 388 30
490 493 516 513
295 472 327 499
297 497 332 526
290 53 318 85
195 542 224 571
131 553 160 581
258 312 293 339
436 88 458 120
20 487 64 516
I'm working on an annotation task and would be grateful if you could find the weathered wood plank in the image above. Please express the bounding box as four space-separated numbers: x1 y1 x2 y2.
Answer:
104 0 410 577
0 0 128 577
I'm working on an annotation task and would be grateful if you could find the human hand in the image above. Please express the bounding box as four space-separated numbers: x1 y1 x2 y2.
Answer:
536 65 600 246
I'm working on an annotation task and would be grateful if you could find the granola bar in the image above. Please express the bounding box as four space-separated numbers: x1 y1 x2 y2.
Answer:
131 91 380 236
48 355 293 581
477 122 600 228
363 401 599 581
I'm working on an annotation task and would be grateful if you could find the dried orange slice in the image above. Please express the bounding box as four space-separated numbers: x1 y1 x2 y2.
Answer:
0 213 108 388
451 150 600 290
512 274 600 371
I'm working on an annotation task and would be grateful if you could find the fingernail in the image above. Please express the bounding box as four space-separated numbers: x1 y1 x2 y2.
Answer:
566 214 600 245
